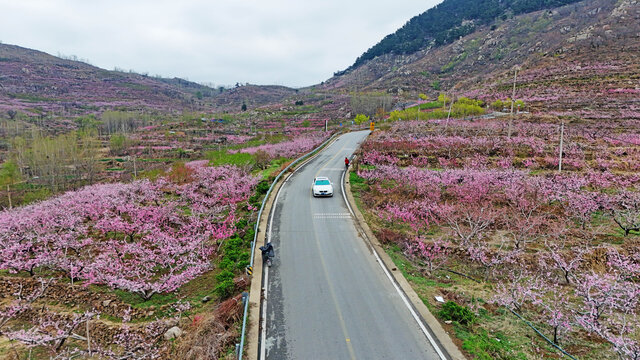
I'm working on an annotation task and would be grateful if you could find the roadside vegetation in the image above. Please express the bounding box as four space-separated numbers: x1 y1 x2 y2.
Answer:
0 105 334 358
350 114 640 359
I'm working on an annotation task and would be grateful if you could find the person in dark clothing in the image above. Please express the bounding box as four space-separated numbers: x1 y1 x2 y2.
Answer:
260 242 274 265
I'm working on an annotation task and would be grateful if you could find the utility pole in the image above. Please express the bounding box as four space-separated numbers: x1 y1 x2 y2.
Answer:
445 94 454 130
7 184 11 209
558 120 565 172
86 319 91 355
508 67 519 139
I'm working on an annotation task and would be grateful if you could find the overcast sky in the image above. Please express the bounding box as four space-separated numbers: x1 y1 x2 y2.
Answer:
0 0 443 88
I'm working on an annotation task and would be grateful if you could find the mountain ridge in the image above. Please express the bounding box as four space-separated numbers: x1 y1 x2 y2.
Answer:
0 43 297 116
347 0 586 71
324 0 639 121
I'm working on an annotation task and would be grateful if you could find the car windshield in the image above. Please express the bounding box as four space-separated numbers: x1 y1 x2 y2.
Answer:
315 179 330 186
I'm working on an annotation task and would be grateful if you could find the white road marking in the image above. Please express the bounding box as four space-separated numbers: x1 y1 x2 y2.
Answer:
340 164 448 360
260 179 285 360
260 136 339 360
341 170 355 218
322 167 347 171
313 213 352 219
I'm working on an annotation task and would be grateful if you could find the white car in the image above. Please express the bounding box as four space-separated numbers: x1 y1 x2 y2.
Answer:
312 176 334 197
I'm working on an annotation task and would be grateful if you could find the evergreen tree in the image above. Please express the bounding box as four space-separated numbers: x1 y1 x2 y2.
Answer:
348 0 583 70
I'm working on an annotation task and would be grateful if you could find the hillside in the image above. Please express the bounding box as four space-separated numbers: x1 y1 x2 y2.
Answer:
349 0 586 70
0 44 297 116
325 0 640 120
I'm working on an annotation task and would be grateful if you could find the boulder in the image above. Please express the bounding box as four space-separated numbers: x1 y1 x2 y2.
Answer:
164 326 183 341
164 318 179 328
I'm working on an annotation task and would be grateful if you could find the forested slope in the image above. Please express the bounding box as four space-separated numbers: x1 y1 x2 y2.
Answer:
348 0 585 70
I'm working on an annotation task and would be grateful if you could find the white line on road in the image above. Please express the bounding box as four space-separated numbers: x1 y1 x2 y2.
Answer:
340 168 448 360
260 138 336 360
341 170 355 218
260 178 285 360
313 213 352 219
322 167 347 171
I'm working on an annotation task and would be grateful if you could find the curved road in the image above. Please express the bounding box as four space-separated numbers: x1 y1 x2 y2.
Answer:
260 130 446 360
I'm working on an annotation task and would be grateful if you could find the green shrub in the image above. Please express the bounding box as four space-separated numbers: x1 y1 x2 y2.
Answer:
235 219 248 230
256 180 270 195
248 193 259 206
438 301 476 326
236 253 250 269
216 270 235 283
354 114 370 125
218 258 234 270
219 236 251 271
109 133 128 154
491 100 506 111
243 228 256 244
214 279 235 298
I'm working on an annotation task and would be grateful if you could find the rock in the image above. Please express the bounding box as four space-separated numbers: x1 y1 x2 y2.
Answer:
102 300 112 307
165 318 179 328
587 8 601 16
164 326 183 341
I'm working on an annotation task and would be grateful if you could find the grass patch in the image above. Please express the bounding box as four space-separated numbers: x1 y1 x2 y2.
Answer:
19 187 52 205
456 325 527 360
385 244 452 289
349 171 368 191
418 101 444 110
206 149 255 167
258 157 289 179
348 171 369 214
113 289 178 309
441 52 468 72
383 239 532 359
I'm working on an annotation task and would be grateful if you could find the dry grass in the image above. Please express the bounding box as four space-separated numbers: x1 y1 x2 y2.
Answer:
173 294 243 360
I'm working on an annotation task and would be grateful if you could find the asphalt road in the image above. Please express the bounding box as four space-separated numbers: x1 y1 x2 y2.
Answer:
261 130 445 360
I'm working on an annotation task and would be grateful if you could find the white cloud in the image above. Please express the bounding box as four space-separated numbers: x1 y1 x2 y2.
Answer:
0 0 442 87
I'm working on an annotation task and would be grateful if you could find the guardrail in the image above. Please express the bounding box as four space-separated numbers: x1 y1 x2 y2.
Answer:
237 132 340 360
